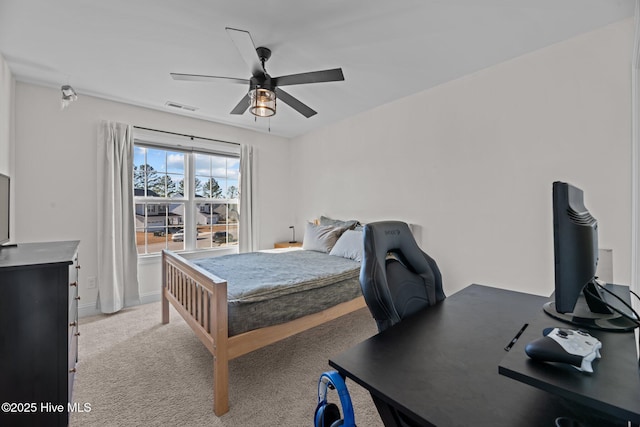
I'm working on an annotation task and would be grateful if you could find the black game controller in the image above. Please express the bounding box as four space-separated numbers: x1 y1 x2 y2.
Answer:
525 328 602 373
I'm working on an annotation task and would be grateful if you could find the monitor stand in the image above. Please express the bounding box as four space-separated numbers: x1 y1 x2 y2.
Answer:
543 284 638 332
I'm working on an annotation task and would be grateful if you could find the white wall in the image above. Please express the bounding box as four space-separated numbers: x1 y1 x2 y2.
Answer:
13 83 292 315
0 52 13 175
290 18 634 297
0 52 13 183
0 53 14 243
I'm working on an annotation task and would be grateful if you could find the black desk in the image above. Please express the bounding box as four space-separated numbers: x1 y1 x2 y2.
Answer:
329 284 632 426
499 284 640 424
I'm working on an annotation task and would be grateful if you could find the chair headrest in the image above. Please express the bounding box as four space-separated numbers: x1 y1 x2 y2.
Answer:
359 221 444 331
363 221 431 273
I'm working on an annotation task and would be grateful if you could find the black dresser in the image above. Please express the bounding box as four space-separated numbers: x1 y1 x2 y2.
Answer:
0 241 80 427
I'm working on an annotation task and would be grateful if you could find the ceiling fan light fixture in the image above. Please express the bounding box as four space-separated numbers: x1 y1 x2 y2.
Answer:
249 87 276 117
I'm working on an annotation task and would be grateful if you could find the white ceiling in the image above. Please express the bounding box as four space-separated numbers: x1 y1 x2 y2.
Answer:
0 0 634 138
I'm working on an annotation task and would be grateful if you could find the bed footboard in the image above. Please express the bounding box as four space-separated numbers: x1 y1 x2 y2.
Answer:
161 249 367 416
162 250 229 415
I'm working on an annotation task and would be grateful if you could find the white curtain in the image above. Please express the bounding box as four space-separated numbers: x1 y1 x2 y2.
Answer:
239 144 256 252
97 121 140 313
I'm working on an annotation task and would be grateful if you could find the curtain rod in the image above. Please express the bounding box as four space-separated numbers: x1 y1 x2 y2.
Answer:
133 126 241 146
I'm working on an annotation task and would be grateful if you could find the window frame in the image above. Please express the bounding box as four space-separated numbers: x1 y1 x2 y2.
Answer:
132 129 240 257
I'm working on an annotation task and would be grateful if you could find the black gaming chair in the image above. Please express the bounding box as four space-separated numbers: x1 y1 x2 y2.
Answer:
359 221 445 332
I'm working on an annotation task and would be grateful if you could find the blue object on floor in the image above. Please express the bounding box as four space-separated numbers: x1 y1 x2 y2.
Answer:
314 370 355 427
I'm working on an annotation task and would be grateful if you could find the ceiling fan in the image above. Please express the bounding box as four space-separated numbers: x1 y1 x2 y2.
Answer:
170 27 345 119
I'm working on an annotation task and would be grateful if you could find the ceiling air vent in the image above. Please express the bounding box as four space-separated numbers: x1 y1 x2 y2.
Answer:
165 101 198 112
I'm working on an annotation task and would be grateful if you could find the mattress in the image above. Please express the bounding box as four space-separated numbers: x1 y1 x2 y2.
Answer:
191 249 362 336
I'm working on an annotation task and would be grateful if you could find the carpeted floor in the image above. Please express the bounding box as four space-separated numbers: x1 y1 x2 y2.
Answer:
69 301 384 427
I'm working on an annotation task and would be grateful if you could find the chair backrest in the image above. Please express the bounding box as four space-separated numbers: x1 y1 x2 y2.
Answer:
359 221 445 332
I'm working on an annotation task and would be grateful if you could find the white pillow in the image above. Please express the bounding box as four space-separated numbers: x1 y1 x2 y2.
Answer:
329 229 363 262
302 223 346 253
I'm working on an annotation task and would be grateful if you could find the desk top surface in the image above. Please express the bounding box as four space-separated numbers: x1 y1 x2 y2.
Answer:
499 284 640 424
329 284 633 426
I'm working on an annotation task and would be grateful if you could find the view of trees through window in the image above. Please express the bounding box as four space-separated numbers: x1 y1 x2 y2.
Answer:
133 145 240 255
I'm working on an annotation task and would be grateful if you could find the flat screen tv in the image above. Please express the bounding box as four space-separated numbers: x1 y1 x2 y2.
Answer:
543 181 637 331
0 173 8 245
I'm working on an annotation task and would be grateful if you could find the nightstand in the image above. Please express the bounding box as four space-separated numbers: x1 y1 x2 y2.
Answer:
274 241 303 249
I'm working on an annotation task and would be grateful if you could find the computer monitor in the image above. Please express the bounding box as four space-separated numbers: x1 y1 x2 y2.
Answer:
543 181 636 331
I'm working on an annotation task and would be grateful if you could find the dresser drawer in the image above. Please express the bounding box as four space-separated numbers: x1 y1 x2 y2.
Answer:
68 279 79 353
68 324 78 404
69 256 78 282
68 255 79 320
69 283 78 318
68 315 79 346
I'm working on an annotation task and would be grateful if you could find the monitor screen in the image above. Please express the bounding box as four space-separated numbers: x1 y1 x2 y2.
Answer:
0 174 8 245
543 181 636 331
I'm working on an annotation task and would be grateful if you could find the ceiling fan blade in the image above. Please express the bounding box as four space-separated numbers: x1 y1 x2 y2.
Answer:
275 88 317 118
170 73 249 84
230 93 251 115
273 68 344 87
225 27 264 76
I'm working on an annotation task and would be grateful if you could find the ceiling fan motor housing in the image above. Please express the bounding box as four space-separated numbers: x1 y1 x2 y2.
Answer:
251 46 275 92
256 46 272 63
250 75 276 92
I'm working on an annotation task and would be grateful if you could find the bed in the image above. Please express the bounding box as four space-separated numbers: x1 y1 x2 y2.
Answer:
161 222 365 415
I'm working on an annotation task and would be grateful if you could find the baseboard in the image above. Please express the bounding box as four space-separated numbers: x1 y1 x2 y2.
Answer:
78 291 162 318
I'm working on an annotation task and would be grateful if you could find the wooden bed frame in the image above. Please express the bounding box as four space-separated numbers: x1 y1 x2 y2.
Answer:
161 249 366 415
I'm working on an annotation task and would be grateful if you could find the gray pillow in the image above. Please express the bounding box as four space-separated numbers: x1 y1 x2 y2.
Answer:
319 215 359 230
329 229 363 262
302 223 346 253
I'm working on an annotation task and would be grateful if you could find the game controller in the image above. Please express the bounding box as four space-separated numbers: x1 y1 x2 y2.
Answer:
525 327 602 373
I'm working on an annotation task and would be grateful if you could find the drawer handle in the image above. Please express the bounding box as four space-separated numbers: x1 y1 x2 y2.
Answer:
69 368 76 373
70 282 77 287
75 332 81 337
75 296 81 301
76 265 81 269
69 321 77 327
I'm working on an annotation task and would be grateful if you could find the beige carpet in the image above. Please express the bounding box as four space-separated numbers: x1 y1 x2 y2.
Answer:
69 301 384 427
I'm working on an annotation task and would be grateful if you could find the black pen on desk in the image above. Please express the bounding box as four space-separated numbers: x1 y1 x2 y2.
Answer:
504 323 528 351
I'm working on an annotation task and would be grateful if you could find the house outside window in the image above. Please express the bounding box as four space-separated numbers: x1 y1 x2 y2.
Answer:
133 140 240 255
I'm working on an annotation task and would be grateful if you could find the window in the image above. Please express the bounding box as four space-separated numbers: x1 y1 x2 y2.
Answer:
133 140 240 255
